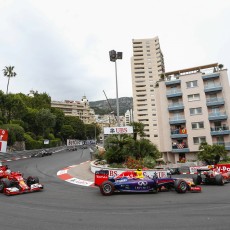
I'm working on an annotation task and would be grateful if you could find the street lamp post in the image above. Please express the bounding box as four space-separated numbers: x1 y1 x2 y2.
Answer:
109 50 122 127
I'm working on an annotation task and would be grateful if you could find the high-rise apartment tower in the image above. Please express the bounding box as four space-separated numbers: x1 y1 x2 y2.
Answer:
131 36 165 146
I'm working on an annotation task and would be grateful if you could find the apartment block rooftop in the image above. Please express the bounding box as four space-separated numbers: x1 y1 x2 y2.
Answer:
164 63 223 79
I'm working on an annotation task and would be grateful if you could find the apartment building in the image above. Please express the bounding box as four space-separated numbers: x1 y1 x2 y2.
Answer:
155 63 230 163
51 95 95 124
124 109 133 126
131 36 165 146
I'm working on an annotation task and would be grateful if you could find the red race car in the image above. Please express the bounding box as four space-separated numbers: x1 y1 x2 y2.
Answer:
0 165 43 195
193 166 230 185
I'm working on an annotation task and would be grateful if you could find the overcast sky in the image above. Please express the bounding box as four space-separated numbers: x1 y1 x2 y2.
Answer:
0 0 230 102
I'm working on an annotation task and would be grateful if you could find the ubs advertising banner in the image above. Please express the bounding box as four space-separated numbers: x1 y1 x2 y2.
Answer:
104 126 133 135
0 129 8 153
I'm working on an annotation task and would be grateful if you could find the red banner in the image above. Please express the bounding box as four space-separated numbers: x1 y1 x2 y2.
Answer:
0 129 8 141
215 164 230 173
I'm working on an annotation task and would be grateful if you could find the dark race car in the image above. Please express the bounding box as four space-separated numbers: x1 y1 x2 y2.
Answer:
97 170 201 196
31 149 53 158
192 167 230 186
0 165 43 195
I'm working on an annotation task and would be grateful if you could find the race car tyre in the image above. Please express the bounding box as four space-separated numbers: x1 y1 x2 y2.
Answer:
215 174 224 186
27 176 39 186
0 178 11 192
174 179 187 193
192 175 202 185
100 181 115 196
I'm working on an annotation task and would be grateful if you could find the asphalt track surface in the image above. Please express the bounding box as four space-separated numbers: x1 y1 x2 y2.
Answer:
1 149 230 230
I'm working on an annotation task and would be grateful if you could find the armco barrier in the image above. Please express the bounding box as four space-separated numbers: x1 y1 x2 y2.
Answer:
0 146 66 162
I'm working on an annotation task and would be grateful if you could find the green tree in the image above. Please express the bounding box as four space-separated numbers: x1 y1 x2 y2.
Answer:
22 108 39 133
130 121 145 140
2 66 17 94
0 90 6 123
60 125 75 142
104 134 134 163
64 116 86 139
198 142 228 165
4 94 27 123
85 123 101 140
35 108 56 136
51 107 65 136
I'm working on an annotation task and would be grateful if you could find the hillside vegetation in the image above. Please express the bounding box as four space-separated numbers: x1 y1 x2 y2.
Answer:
89 97 133 115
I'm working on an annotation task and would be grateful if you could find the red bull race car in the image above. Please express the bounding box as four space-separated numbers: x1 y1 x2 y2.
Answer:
0 165 43 195
96 170 201 196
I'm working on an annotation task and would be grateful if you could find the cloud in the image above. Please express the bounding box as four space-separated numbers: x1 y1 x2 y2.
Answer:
0 0 230 101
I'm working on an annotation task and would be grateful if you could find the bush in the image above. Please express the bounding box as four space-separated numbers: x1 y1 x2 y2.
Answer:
124 156 144 169
0 124 25 145
142 156 156 169
105 147 128 164
24 133 42 150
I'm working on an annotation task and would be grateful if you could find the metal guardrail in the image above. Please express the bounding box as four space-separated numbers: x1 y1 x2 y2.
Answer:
0 146 67 162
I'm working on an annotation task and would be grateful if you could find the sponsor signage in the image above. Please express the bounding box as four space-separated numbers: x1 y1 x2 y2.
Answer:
67 139 80 146
0 129 8 153
44 139 49 145
215 164 230 173
107 169 167 178
104 126 133 135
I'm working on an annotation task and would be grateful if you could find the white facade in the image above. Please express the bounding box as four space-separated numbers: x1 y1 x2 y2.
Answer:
51 95 95 124
155 63 230 163
131 36 165 146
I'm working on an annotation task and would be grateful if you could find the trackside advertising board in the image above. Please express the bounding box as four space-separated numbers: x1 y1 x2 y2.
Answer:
0 129 8 153
104 126 133 135
215 164 230 173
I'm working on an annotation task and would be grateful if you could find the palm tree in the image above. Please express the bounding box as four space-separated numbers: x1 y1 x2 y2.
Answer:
2 66 17 94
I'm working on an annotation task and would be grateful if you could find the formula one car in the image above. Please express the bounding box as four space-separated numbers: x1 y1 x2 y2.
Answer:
97 170 201 196
192 167 230 186
0 165 43 195
31 149 53 157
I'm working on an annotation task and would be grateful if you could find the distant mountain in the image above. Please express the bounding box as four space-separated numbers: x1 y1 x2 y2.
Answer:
89 97 133 115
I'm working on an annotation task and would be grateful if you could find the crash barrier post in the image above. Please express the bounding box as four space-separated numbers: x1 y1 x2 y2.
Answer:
95 170 109 186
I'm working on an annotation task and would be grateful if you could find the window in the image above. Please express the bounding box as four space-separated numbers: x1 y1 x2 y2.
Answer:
188 94 200 101
154 135 158 137
211 107 220 114
186 80 198 88
193 136 206 144
192 122 204 129
190 107 202 115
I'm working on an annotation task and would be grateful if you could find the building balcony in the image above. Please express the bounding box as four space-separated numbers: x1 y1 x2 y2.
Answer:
171 143 189 153
166 89 182 98
213 142 230 151
208 112 228 121
168 103 184 111
165 79 181 86
206 97 225 107
169 116 186 124
210 126 230 136
204 84 222 93
202 73 220 80
171 128 187 138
